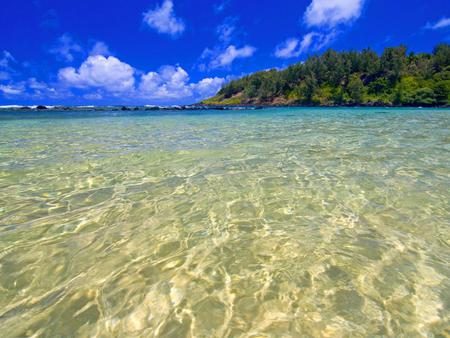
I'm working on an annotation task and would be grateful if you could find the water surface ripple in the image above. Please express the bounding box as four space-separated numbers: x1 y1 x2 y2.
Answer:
0 108 449 337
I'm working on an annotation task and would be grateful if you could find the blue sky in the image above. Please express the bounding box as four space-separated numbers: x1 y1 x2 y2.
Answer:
0 0 449 105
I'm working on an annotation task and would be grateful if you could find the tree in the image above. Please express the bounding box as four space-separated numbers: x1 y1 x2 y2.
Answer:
245 76 261 98
347 75 365 104
332 87 346 105
432 81 449 105
412 88 437 106
368 77 389 95
299 74 318 103
361 48 380 77
381 45 407 83
433 44 450 71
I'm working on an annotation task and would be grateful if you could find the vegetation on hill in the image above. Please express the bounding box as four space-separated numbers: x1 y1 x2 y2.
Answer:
203 44 450 106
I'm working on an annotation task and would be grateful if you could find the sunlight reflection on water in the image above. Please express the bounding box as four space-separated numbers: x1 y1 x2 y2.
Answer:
0 108 449 337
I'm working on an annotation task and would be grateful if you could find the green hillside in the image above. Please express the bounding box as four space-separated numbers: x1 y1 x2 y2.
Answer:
203 44 450 107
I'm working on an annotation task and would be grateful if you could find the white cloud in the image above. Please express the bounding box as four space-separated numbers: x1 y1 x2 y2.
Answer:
139 65 225 101
50 36 111 62
208 45 256 69
274 0 363 58
0 78 72 99
143 0 185 37
198 16 253 71
0 52 69 99
299 32 317 52
28 78 51 91
27 78 62 98
314 31 338 50
274 31 338 58
302 31 338 51
0 83 24 95
304 0 365 28
90 41 111 56
58 55 135 93
425 17 450 30
192 77 225 97
275 38 301 58
0 49 224 103
140 65 191 99
50 34 84 62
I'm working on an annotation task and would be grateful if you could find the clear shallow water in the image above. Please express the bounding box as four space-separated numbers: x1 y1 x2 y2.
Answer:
0 107 449 337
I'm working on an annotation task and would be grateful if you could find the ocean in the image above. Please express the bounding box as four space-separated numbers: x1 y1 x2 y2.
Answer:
0 107 449 336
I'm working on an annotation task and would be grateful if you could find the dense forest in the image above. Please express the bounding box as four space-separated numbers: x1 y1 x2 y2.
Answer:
203 44 450 106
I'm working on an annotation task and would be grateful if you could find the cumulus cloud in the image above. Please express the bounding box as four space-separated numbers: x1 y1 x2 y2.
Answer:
304 0 365 28
139 65 225 101
58 55 135 93
50 34 84 62
202 45 256 69
0 49 224 103
90 41 112 56
140 66 191 99
54 55 224 103
143 0 185 37
194 77 225 97
425 17 450 30
274 0 364 58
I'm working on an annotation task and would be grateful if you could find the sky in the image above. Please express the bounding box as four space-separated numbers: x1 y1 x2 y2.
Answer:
0 0 449 105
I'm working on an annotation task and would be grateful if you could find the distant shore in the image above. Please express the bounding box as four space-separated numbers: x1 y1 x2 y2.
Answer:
1 104 449 112
0 105 263 112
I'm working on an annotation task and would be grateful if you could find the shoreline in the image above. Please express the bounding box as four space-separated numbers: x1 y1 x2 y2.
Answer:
1 104 450 112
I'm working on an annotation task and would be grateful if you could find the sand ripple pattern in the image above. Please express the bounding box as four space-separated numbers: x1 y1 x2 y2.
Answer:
0 108 449 337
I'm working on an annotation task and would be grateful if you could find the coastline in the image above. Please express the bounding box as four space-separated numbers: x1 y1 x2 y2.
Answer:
1 103 449 112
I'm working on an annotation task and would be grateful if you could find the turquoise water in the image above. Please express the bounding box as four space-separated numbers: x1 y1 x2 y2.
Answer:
0 107 449 337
